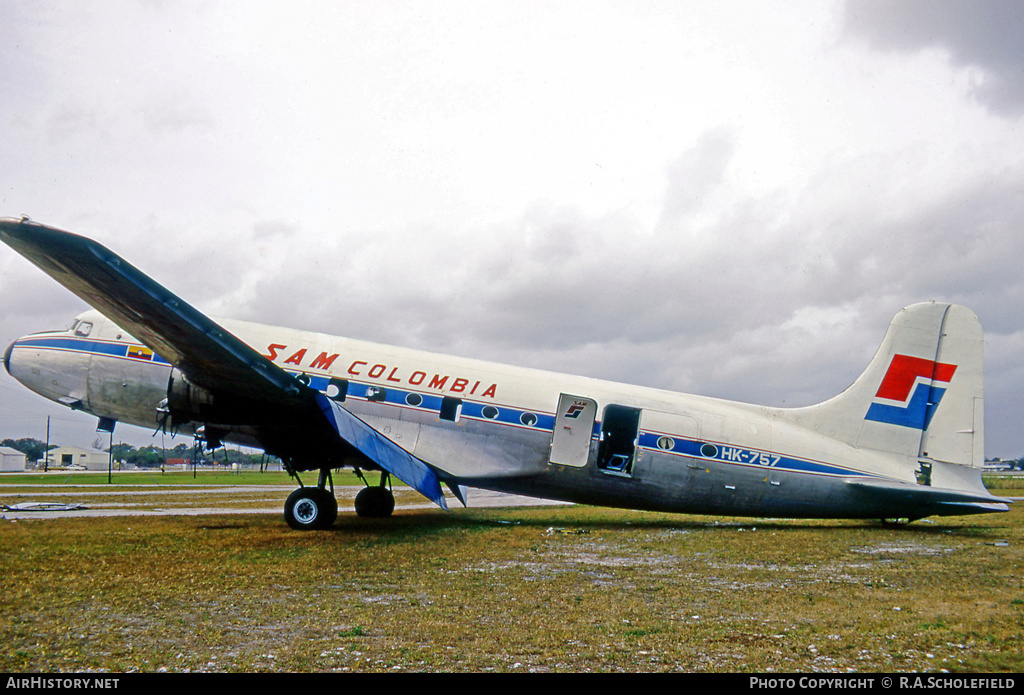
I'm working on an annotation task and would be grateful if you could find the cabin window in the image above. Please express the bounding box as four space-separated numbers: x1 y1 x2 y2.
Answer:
439 396 462 422
482 405 499 420
406 393 423 407
597 404 641 476
327 377 348 402
657 436 675 451
366 386 386 402
520 412 538 427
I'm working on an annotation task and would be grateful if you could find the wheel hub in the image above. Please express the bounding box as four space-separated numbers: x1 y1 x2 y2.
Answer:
294 498 319 524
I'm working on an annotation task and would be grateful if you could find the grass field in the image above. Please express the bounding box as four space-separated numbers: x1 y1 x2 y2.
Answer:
0 469 341 487
0 477 1021 673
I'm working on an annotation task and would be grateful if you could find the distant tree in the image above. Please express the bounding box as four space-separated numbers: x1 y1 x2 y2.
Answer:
107 439 278 468
109 443 137 462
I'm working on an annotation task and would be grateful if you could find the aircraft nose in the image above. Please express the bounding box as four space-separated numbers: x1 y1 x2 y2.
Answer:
3 340 13 375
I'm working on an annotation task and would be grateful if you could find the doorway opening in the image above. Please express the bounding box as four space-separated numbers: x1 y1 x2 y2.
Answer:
597 404 641 476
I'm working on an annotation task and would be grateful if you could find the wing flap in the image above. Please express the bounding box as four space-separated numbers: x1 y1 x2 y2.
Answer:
316 394 449 509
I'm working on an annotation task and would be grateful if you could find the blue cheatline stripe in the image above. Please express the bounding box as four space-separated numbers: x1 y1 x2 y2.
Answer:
636 431 872 479
297 370 556 431
14 336 170 364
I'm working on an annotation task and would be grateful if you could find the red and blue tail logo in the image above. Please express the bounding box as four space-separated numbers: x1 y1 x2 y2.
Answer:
865 354 957 429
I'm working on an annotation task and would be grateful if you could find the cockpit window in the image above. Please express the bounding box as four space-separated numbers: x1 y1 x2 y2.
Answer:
74 321 93 337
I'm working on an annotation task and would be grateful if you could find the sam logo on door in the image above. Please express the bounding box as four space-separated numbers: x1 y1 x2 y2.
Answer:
565 401 589 419
865 354 957 430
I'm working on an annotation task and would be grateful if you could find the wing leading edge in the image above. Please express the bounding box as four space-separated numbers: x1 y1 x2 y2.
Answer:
0 218 303 405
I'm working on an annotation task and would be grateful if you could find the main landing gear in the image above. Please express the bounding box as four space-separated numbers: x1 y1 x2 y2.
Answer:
284 469 397 529
355 471 396 518
284 468 338 531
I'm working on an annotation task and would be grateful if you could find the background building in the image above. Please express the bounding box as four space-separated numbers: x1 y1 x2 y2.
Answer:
45 445 110 470
0 446 26 472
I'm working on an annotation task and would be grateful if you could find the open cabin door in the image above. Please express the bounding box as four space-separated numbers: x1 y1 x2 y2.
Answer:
549 394 597 467
596 404 641 476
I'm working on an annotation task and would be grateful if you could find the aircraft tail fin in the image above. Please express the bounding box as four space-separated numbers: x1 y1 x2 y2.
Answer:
784 302 984 469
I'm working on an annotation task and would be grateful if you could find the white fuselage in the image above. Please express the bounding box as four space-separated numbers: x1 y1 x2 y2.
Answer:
6 309 941 519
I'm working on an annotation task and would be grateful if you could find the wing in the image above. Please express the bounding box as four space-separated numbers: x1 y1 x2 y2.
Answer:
0 217 450 507
0 218 303 405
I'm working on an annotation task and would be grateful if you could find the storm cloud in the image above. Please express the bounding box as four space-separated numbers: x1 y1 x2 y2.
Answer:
2 1 1022 458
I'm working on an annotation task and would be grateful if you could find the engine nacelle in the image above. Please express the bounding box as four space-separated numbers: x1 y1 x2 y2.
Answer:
164 368 253 426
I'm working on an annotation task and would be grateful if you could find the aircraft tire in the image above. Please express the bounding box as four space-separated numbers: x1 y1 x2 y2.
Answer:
285 487 336 530
354 486 395 518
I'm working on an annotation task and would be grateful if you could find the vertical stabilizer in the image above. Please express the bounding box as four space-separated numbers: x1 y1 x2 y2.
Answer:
782 303 984 469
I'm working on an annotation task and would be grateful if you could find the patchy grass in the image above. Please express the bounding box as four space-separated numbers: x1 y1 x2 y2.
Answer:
1 496 1021 673
985 475 1024 491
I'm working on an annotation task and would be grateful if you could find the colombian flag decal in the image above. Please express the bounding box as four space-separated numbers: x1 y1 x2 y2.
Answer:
126 345 154 361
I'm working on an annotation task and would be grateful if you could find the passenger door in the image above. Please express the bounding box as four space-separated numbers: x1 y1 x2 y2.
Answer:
549 394 597 467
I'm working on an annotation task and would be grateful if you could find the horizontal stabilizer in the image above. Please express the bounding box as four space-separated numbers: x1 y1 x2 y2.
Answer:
316 394 448 510
845 478 1010 515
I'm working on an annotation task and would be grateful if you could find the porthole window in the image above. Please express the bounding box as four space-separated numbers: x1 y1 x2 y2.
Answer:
520 412 538 427
406 393 423 407
481 405 499 420
700 443 718 458
657 436 675 451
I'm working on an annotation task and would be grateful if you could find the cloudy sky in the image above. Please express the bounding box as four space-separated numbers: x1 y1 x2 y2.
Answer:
2 0 1022 458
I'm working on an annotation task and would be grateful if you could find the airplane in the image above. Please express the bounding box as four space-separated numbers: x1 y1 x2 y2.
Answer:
0 217 1010 529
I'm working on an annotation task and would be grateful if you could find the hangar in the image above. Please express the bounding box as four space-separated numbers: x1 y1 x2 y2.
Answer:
45 445 109 471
